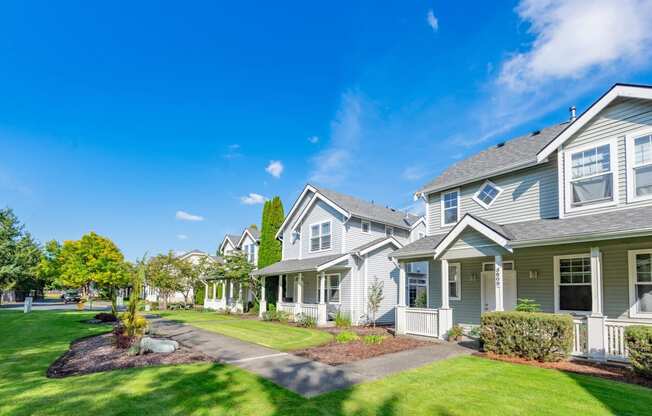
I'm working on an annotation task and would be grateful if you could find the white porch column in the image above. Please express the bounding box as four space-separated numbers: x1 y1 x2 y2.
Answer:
229 280 234 307
221 281 226 301
212 282 216 300
438 259 453 338
296 273 303 317
277 275 283 304
495 255 504 312
587 247 606 361
259 276 267 318
318 271 327 326
204 282 209 303
396 262 407 335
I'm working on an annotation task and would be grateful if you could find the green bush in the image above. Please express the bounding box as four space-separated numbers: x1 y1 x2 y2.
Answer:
194 285 205 305
335 311 351 329
296 313 316 328
363 334 385 345
262 310 289 323
448 324 464 341
625 325 652 379
481 311 573 362
515 298 541 312
336 331 359 343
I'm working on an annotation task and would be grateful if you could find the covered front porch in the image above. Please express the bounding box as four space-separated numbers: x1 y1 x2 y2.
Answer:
203 279 247 313
254 254 351 326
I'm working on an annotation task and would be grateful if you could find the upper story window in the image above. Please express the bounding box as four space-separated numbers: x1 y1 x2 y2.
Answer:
441 189 460 226
564 140 617 211
361 220 370 233
473 180 503 209
243 244 255 263
626 132 652 202
385 226 394 237
310 221 331 252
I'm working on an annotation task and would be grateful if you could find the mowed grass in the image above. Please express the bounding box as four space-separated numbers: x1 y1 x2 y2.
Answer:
159 310 333 351
1 310 651 416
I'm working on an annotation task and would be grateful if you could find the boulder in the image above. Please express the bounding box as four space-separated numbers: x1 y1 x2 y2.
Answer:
139 337 178 354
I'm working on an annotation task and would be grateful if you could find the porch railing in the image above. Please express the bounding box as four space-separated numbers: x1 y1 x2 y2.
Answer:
298 304 319 320
571 318 587 357
277 302 296 317
605 320 631 362
404 307 439 338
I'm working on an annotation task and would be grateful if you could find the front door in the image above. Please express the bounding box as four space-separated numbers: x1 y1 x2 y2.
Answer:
481 270 517 312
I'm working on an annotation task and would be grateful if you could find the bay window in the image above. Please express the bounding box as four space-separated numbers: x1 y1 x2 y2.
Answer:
310 221 332 252
555 254 592 313
628 250 652 317
565 142 615 209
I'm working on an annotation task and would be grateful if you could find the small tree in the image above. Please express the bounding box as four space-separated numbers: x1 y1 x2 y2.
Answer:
215 251 255 307
177 256 212 305
145 251 183 310
367 277 384 327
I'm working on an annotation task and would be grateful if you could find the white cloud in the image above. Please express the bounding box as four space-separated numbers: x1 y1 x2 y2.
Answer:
499 0 652 91
240 193 266 205
308 136 319 144
426 9 438 32
177 234 188 240
309 91 364 186
175 210 204 222
265 160 284 178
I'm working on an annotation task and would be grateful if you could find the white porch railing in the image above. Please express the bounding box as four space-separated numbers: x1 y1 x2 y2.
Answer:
403 307 439 338
277 302 296 317
571 318 587 357
605 320 632 362
298 304 319 320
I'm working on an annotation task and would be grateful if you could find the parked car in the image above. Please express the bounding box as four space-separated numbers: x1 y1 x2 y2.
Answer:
61 290 81 304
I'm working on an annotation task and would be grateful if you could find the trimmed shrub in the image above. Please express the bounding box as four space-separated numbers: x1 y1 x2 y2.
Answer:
481 311 573 362
262 310 289 323
193 285 205 305
336 331 359 344
625 325 652 379
363 335 385 345
94 312 118 323
296 313 317 328
515 298 541 312
335 311 351 329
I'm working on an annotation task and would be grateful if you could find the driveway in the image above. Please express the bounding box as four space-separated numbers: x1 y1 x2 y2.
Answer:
149 317 473 398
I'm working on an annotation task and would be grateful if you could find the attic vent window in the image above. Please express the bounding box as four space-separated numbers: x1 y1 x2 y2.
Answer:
496 142 505 148
531 130 541 136
473 180 503 209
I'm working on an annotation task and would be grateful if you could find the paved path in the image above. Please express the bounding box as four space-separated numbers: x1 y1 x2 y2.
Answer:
149 318 472 398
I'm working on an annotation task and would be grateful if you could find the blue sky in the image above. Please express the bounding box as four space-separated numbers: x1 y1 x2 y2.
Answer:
3 1 652 259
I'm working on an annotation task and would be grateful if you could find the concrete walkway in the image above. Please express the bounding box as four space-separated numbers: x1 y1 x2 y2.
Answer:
149 318 472 398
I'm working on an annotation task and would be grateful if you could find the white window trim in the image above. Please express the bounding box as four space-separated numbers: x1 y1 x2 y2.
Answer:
326 273 341 304
309 220 333 253
553 253 592 315
472 180 504 209
563 138 619 214
482 261 514 272
385 226 394 237
449 262 461 301
440 188 461 227
626 128 652 203
628 249 652 319
407 261 429 307
361 220 370 234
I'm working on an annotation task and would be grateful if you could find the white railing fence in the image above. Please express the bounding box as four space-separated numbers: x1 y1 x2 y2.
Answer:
277 302 296 317
404 307 439 337
298 304 319 320
605 320 630 362
571 318 587 357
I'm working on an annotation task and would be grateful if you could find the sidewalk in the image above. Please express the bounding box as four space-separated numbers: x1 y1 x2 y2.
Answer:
150 318 471 398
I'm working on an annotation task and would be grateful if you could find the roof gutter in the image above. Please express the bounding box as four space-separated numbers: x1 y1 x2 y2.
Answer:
510 228 652 248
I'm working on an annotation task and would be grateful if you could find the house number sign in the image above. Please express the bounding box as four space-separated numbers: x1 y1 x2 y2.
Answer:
495 267 502 288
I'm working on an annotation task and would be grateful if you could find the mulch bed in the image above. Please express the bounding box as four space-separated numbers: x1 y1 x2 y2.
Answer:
479 352 652 389
47 333 213 378
293 327 432 365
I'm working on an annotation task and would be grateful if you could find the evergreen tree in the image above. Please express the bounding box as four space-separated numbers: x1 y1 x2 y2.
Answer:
258 196 284 269
257 200 271 268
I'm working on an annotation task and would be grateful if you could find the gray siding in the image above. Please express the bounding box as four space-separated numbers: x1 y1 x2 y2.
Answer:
282 190 314 260
562 98 652 217
295 200 345 259
365 245 400 323
410 221 427 242
427 158 559 235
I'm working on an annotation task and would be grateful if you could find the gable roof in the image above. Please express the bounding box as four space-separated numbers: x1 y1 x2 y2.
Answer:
276 184 422 238
219 234 241 254
417 122 568 196
238 226 260 247
537 83 652 162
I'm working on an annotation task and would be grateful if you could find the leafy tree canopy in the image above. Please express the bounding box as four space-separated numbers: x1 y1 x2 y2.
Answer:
0 208 42 299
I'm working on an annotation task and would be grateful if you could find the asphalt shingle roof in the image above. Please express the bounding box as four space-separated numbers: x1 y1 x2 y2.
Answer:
252 254 346 276
247 226 260 240
418 122 569 195
312 185 422 229
390 234 447 258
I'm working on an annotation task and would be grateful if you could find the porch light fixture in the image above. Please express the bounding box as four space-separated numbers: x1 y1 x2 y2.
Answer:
529 270 539 279
470 272 478 282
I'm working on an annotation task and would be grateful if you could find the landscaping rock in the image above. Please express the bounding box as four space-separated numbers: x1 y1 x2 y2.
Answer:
140 337 178 354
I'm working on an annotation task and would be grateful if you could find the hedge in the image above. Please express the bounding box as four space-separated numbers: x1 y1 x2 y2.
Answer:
481 311 573 362
625 325 652 379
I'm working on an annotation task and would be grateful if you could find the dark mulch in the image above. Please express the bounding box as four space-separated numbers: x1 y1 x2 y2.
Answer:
47 333 213 378
479 352 652 389
294 327 431 365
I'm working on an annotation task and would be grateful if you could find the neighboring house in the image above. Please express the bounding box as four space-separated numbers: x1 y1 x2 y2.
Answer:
391 83 652 363
144 249 219 304
203 226 260 312
253 184 424 326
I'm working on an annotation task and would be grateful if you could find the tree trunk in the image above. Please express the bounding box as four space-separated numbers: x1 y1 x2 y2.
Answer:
110 286 118 316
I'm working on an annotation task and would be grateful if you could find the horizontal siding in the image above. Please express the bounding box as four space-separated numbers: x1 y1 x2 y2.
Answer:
564 98 652 217
365 246 400 323
299 200 344 259
427 159 558 235
282 190 314 260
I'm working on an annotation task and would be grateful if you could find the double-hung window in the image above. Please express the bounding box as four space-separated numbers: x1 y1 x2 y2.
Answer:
555 255 592 313
448 262 461 300
408 276 428 307
327 274 340 303
361 220 370 233
473 180 502 208
627 133 652 201
441 189 460 226
385 226 394 237
628 249 652 317
310 221 331 252
566 142 615 209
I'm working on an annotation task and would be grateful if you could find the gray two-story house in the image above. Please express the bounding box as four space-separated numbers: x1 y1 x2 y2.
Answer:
254 184 424 326
391 83 652 363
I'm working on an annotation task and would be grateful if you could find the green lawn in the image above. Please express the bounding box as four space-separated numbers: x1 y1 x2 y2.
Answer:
158 310 333 351
1 310 651 416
